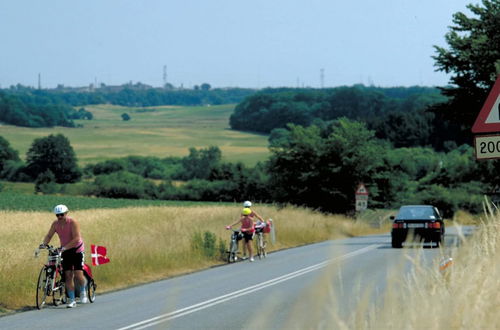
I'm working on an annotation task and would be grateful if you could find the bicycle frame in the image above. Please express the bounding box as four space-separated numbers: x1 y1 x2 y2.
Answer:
254 229 267 259
35 245 66 309
227 230 242 263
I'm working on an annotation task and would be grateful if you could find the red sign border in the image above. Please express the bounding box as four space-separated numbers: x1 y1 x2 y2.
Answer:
355 184 369 196
472 74 500 133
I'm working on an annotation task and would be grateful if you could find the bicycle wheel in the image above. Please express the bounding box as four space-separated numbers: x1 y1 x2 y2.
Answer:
257 234 266 259
228 240 237 263
52 277 66 306
36 266 49 309
88 280 96 303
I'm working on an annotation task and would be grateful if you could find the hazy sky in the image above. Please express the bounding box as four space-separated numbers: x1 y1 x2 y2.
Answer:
1 0 474 89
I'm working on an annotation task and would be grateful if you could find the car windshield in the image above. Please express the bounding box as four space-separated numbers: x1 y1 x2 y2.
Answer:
396 206 437 220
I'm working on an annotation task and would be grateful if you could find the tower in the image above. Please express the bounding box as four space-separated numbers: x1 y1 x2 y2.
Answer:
163 65 167 86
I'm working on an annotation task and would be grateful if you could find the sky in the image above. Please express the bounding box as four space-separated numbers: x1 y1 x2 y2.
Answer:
0 0 475 89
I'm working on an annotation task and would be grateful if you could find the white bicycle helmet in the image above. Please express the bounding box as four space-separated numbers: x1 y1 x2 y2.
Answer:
53 204 69 214
243 201 252 207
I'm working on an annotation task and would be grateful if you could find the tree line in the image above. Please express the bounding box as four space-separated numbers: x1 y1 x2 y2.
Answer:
0 86 257 127
0 130 495 217
230 86 451 150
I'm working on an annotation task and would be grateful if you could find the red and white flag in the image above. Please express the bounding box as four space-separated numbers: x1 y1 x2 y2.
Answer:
91 244 110 266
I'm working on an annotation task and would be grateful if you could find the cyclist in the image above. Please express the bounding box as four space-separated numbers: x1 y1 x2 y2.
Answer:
226 208 256 262
240 201 265 258
40 204 87 308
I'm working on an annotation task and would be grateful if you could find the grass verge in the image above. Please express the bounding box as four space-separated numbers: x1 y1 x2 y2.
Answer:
0 204 386 312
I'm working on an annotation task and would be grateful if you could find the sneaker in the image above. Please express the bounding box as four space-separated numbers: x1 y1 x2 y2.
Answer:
250 257 254 262
67 300 77 308
81 295 89 304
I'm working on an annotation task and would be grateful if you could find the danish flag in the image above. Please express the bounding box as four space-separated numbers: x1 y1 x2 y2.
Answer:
91 244 110 266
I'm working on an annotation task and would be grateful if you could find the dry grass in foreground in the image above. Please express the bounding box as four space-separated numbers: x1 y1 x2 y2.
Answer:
0 204 384 312
280 203 499 329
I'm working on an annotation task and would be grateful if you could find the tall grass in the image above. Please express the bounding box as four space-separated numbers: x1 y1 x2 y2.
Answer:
279 202 500 329
0 205 383 311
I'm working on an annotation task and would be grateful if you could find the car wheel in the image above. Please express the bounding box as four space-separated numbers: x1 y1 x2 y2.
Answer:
391 240 402 248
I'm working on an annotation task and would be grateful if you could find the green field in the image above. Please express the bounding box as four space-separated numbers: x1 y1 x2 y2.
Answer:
0 191 232 211
0 104 270 166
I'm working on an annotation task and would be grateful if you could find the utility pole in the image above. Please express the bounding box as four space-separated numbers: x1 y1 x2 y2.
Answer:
163 65 167 87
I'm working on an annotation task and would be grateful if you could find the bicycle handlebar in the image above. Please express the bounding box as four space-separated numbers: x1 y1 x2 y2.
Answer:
34 244 62 258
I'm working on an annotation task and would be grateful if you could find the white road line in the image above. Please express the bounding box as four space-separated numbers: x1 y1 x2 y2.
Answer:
117 244 381 330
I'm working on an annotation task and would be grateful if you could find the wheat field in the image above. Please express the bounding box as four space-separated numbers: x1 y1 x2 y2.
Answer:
0 204 384 312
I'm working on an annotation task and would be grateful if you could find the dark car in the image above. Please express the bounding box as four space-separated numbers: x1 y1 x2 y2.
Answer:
390 205 444 248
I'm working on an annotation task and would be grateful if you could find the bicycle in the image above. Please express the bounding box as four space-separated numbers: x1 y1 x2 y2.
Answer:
34 245 67 309
227 230 243 263
254 222 269 259
34 245 97 309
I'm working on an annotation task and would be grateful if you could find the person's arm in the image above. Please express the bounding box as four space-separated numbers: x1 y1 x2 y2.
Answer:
62 220 82 250
41 222 56 246
226 217 242 229
253 210 265 222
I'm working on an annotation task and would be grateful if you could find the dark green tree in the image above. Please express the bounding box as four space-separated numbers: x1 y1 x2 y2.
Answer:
179 146 222 180
431 0 500 146
121 113 131 121
0 136 20 173
25 134 82 183
35 170 58 194
268 119 384 213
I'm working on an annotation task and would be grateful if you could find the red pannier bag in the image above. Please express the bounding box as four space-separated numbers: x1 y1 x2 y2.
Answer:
264 220 272 233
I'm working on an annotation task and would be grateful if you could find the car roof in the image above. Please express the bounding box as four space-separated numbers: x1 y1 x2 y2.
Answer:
399 205 434 208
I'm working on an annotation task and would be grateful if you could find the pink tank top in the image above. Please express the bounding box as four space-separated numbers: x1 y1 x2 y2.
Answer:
55 217 84 253
241 216 255 233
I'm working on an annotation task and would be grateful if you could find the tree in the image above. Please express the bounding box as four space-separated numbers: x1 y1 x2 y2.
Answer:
179 146 222 180
0 136 20 173
25 134 82 183
268 119 384 213
431 0 500 146
121 113 131 121
201 83 211 91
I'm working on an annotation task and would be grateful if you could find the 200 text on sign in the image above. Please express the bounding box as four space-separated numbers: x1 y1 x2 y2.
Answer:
474 134 500 160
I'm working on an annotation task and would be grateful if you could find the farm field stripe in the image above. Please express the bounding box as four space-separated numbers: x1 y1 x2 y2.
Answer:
117 244 381 330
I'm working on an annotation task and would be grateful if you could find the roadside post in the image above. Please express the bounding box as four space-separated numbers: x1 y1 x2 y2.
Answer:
355 183 369 213
472 74 500 160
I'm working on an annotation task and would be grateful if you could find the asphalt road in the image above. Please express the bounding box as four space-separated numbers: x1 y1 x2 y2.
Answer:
0 226 473 329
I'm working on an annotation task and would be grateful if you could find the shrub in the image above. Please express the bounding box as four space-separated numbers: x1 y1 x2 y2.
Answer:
191 231 220 259
35 170 58 194
88 171 158 199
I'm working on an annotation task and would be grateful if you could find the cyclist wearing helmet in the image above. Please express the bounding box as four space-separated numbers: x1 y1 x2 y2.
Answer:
243 200 265 223
226 208 256 261
40 204 87 308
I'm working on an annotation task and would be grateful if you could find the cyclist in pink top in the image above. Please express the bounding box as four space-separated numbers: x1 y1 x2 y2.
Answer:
40 204 87 308
226 208 256 261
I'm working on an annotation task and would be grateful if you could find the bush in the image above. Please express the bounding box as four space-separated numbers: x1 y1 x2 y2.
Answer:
191 231 224 260
415 184 483 218
88 171 158 199
35 170 58 194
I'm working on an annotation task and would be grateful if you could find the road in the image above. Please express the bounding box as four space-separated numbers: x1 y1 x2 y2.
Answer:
0 226 473 329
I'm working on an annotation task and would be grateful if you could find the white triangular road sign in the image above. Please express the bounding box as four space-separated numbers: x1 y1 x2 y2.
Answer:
472 74 500 133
